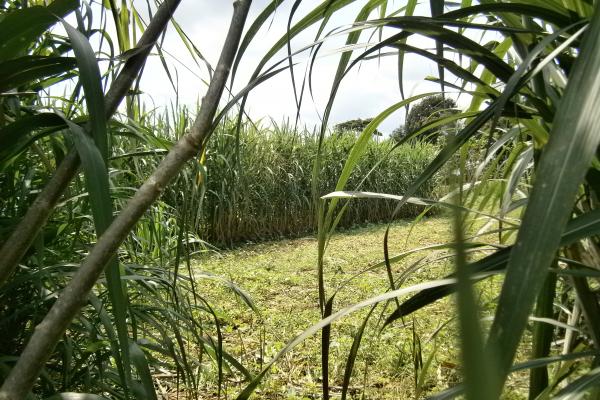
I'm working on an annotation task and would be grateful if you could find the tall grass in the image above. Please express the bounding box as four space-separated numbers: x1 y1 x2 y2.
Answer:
201 119 439 245
0 1 245 398
3 0 600 399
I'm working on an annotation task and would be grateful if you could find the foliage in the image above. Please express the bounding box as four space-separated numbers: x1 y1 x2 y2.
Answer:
304 2 600 400
3 0 600 399
334 118 382 136
196 218 464 399
200 120 438 245
0 1 244 398
391 94 458 143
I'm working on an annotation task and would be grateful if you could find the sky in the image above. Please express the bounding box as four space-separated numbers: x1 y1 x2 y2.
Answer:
134 0 445 135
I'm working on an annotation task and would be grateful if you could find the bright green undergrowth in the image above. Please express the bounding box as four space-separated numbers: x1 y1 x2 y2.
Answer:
191 217 528 399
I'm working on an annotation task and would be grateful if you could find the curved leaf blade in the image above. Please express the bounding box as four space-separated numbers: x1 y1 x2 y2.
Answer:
486 3 600 392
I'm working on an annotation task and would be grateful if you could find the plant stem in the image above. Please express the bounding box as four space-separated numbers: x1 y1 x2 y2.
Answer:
0 0 183 286
0 1 251 398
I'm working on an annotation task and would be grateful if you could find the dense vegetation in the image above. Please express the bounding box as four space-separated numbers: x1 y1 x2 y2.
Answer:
391 94 458 143
202 121 438 245
2 0 600 399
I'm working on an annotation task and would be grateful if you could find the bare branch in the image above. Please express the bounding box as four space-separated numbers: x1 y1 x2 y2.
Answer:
0 1 252 398
0 0 183 286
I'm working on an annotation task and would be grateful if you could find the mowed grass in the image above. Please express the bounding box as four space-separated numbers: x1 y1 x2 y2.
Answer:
192 217 456 399
192 217 525 399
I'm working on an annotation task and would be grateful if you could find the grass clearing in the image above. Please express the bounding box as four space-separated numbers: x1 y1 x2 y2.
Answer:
193 214 535 399
194 217 462 399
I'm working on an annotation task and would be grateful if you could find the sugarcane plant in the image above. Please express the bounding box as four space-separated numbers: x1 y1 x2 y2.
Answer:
230 0 600 399
3 0 600 399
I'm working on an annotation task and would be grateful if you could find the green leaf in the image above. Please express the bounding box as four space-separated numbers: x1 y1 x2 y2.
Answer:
387 208 600 326
320 93 437 239
397 0 417 104
130 342 158 400
341 306 375 400
331 0 388 99
62 21 108 160
246 0 357 80
0 56 77 93
62 20 134 392
444 3 574 27
453 207 498 400
0 113 65 163
382 18 515 83
430 0 445 92
0 0 79 61
529 274 557 398
231 0 284 83
430 351 600 400
554 367 600 399
486 3 600 393
64 122 131 391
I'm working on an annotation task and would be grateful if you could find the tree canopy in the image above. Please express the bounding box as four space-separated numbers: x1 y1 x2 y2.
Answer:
391 94 458 142
334 118 382 136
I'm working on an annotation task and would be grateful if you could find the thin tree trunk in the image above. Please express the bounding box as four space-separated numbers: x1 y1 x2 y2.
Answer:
0 0 183 286
0 1 252 398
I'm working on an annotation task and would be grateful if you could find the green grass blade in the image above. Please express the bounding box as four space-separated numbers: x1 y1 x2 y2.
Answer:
88 294 126 389
430 352 600 400
321 93 436 233
322 190 517 225
63 19 138 392
63 18 134 391
65 119 131 389
231 0 283 83
380 19 516 82
429 0 445 92
389 42 491 88
397 0 417 105
331 0 388 94
235 278 459 400
453 208 498 400
341 305 375 400
0 113 65 162
129 342 158 400
529 274 557 398
553 367 600 399
247 0 357 79
334 93 435 193
486 3 600 393
63 21 108 160
387 208 600 325
0 0 79 61
443 3 573 27
0 56 77 93
321 295 334 399
570 274 600 349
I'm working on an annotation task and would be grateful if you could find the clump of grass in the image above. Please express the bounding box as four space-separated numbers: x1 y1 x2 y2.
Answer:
200 119 440 246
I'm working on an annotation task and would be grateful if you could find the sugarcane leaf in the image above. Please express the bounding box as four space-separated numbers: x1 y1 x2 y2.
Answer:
486 5 600 391
0 56 77 93
0 0 79 61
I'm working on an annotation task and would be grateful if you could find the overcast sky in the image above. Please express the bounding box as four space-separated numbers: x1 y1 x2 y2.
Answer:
134 0 445 135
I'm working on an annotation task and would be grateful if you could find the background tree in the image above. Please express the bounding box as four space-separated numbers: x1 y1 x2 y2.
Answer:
334 118 382 137
392 94 458 143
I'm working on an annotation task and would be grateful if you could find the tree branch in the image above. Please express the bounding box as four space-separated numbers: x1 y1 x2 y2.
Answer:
0 0 183 286
0 1 252 398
